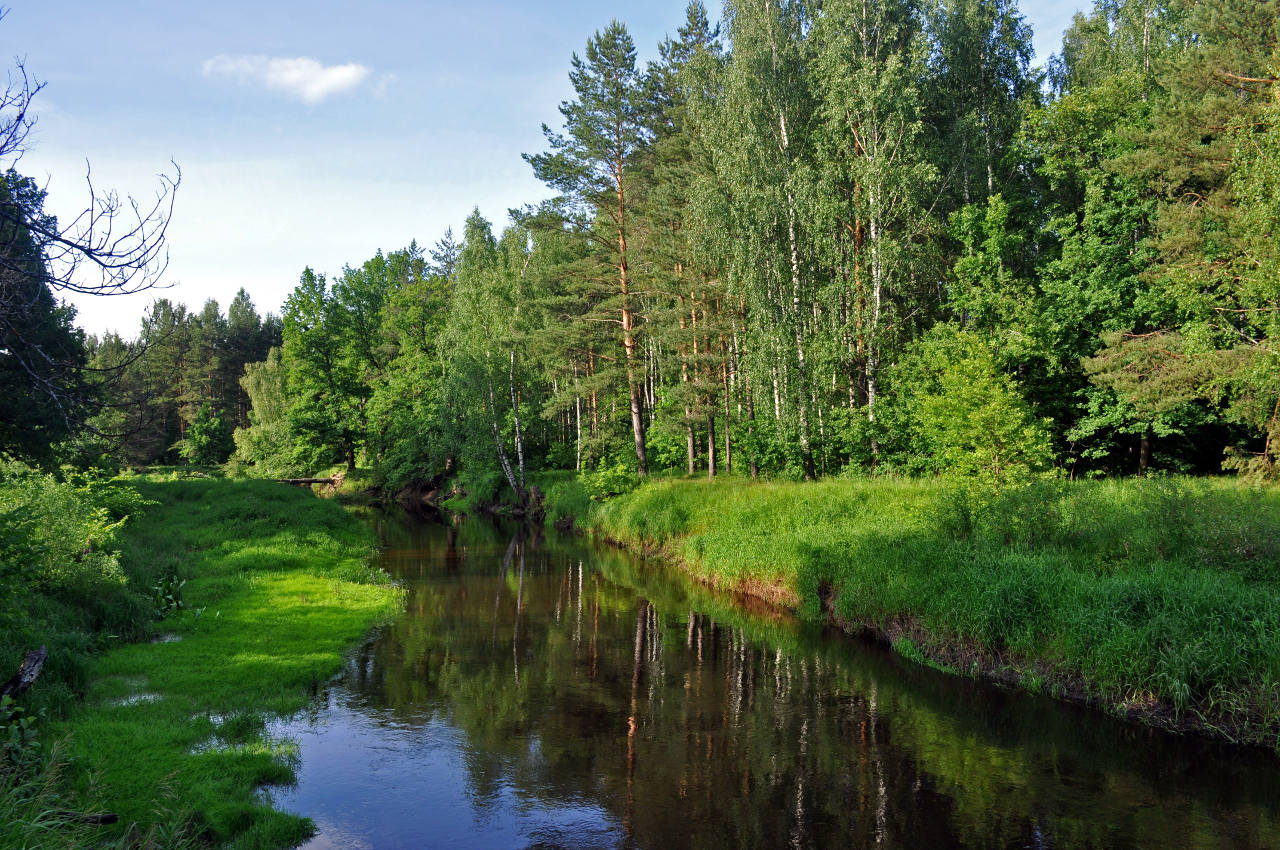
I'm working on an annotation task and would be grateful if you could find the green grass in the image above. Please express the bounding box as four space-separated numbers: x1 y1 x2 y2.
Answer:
20 477 402 848
584 475 1280 749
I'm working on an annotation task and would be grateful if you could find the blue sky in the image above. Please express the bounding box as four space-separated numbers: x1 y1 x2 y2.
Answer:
6 0 1084 336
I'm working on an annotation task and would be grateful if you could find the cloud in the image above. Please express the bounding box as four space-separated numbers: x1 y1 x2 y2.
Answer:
202 55 372 104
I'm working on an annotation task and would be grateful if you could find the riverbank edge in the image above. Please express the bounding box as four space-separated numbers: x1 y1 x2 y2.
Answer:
47 477 405 848
543 478 1280 754
590 529 1202 733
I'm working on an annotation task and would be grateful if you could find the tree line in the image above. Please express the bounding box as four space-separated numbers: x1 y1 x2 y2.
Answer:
5 0 1279 502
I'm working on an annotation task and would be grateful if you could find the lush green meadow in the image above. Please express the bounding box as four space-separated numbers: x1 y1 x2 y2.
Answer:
572 475 1280 748
1 474 402 848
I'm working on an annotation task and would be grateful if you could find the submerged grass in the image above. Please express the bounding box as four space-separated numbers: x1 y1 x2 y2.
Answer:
29 477 403 847
585 475 1280 748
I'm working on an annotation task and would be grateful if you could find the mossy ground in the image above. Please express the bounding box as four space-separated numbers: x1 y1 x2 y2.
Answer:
580 475 1280 749
43 477 403 847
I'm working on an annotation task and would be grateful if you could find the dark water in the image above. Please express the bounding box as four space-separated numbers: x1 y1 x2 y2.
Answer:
267 513 1280 849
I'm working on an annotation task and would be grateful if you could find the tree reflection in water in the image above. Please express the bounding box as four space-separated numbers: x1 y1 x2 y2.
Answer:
269 515 1280 850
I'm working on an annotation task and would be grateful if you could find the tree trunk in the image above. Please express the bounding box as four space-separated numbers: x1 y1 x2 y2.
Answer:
509 351 526 489
722 358 733 475
2 646 46 698
617 168 647 477
686 417 696 476
746 370 759 480
488 375 525 504
867 209 883 464
707 413 717 480
786 189 816 482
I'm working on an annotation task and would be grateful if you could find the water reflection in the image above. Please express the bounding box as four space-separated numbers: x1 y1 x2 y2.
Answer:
268 514 1280 849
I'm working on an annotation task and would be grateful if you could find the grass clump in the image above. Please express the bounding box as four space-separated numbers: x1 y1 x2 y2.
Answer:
1 473 402 847
587 475 1280 747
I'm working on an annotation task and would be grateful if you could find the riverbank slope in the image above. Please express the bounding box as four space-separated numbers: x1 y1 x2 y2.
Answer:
563 476 1280 750
7 476 403 848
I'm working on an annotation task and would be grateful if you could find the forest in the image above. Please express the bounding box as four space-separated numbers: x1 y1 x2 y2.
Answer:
4 0 1278 508
4 0 1280 843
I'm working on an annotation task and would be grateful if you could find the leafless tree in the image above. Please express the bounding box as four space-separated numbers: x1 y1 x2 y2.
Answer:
0 15 181 458
0 55 180 299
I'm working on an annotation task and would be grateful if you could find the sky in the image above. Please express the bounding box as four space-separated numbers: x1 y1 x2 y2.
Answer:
5 0 1085 337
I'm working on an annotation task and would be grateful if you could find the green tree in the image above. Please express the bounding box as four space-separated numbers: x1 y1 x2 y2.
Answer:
281 268 365 471
643 2 733 478
225 288 282 428
713 0 820 478
525 20 654 476
896 327 1055 489
179 402 232 465
926 0 1037 209
230 347 298 476
443 211 540 505
0 171 91 463
811 0 940 461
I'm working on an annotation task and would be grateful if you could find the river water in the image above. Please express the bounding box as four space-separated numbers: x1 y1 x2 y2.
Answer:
266 512 1280 849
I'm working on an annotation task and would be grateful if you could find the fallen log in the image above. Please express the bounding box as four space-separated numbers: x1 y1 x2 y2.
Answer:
276 478 337 487
1 645 47 699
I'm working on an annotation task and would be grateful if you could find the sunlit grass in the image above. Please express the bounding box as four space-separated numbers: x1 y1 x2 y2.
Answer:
45 478 404 846
587 475 1280 747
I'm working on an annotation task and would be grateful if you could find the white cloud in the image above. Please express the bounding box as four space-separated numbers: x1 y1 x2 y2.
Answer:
202 55 372 104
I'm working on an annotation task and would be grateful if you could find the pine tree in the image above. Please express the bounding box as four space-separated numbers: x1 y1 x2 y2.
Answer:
525 21 654 476
643 2 733 477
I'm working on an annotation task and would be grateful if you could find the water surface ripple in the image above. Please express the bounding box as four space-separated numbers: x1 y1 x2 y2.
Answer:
267 513 1280 849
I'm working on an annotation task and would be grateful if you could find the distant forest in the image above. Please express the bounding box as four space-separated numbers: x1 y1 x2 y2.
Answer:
6 0 1279 501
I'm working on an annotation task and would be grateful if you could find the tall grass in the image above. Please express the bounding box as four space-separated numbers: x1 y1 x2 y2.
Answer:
1 474 403 847
587 476 1280 747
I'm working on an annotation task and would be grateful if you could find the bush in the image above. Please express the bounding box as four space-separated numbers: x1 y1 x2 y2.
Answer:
536 471 592 526
0 463 156 717
891 326 1057 489
580 456 639 500
0 463 144 596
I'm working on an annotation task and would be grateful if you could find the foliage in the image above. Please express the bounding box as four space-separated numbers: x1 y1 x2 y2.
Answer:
34 478 401 846
229 347 305 477
178 402 232 465
0 172 90 466
0 461 137 597
892 326 1055 489
52 0 1280 496
590 475 1280 744
579 454 640 500
0 696 42 775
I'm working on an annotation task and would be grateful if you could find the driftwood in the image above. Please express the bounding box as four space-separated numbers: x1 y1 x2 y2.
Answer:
1 645 47 699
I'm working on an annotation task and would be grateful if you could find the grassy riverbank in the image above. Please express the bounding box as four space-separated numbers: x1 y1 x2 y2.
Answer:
3 475 402 848
562 475 1280 749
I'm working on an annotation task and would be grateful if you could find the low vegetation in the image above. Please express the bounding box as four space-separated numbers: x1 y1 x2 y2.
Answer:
581 475 1280 749
1 468 402 848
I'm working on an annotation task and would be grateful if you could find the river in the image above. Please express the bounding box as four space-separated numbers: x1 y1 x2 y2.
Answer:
265 511 1280 849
